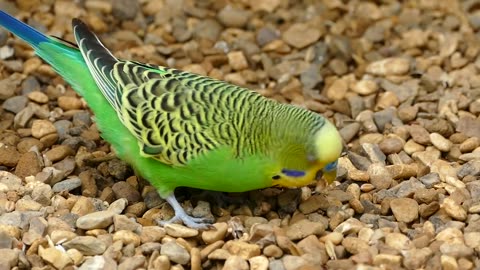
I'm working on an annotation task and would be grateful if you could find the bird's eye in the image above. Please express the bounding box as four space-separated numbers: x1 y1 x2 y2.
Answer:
272 175 281 180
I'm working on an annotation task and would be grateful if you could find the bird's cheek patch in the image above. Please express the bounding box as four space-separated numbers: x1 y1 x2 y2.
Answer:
281 169 306 177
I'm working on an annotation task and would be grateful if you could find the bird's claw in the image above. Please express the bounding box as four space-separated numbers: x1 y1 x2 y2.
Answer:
158 215 214 230
159 194 215 230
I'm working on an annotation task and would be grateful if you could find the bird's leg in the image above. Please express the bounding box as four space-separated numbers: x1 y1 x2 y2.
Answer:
157 194 214 229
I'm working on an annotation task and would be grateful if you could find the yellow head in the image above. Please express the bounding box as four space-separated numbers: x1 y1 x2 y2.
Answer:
310 119 343 184
271 118 343 188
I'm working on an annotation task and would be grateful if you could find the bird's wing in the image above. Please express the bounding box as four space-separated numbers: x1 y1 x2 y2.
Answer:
72 19 251 166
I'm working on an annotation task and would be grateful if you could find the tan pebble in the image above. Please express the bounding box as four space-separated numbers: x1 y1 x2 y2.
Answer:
351 80 378 95
170 265 185 270
359 135 385 148
390 198 418 223
403 247 433 269
85 229 108 237
366 57 410 76
373 254 402 266
430 133 452 152
224 73 246 86
249 255 269 270
349 198 364 214
227 51 248 71
459 152 480 161
262 39 290 53
458 258 473 270
334 218 365 235
376 91 400 109
464 232 480 249
182 64 207 76
459 137 480 153
342 237 369 254
200 240 224 260
360 183 375 192
160 240 190 265
468 202 480 214
24 57 42 74
45 145 74 163
263 244 283 258
441 255 458 270
58 96 83 110
224 240 261 260
357 228 374 243
201 222 228 244
152 255 170 270
442 198 467 221
113 214 141 232
50 230 77 245
412 149 442 167
398 106 418 122
40 133 59 148
282 23 321 49
385 232 413 250
286 219 325 240
85 0 112 13
346 183 361 199
113 230 141 247
31 120 57 139
282 255 310 270
140 226 166 243
404 139 425 154
408 125 431 145
165 223 198 238
27 91 49 103
440 243 474 258
207 248 231 260
386 164 417 180
38 246 72 269
190 248 201 270
320 232 343 245
298 195 329 214
326 78 348 101
66 248 83 266
436 227 463 245
368 163 393 190
15 198 42 211
76 210 115 230
108 198 128 214
223 255 249 270
71 196 96 216
379 137 404 154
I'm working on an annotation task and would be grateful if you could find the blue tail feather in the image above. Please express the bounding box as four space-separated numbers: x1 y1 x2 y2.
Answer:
0 10 49 47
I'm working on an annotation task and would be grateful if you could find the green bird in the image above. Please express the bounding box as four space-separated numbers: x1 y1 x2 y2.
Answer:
0 10 343 228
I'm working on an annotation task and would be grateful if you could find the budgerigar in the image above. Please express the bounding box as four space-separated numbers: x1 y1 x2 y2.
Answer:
0 10 343 228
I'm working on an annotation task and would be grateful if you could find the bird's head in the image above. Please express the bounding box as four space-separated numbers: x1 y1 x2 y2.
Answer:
271 118 343 188
309 119 343 184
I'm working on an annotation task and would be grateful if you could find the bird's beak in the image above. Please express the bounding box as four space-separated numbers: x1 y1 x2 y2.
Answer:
322 160 338 184
322 168 337 184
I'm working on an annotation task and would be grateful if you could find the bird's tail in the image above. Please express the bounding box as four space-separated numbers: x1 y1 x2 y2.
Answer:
0 10 95 98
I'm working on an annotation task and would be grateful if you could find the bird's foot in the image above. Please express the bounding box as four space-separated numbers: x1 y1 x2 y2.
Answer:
158 214 213 230
157 194 214 230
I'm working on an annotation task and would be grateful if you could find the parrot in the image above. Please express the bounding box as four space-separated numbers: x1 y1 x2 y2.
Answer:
0 10 343 228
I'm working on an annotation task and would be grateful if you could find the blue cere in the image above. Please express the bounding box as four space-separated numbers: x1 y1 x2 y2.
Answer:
324 160 338 172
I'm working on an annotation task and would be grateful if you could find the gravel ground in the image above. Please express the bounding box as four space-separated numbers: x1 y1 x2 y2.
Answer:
0 0 479 269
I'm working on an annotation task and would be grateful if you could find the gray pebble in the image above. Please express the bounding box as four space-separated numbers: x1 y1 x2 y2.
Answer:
2 96 28 113
419 173 441 189
52 177 82 192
